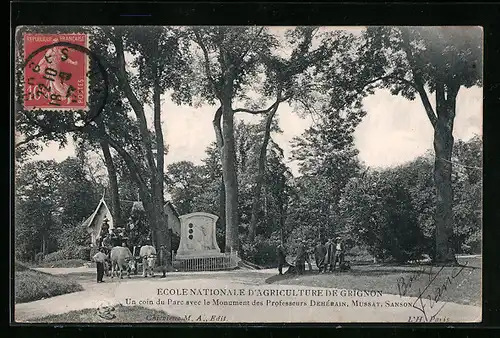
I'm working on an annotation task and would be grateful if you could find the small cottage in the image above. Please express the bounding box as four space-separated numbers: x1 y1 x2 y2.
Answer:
165 201 181 236
84 197 114 246
128 200 181 236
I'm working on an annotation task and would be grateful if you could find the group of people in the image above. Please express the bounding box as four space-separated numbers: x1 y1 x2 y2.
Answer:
98 225 129 252
92 219 171 283
276 236 346 275
92 239 171 283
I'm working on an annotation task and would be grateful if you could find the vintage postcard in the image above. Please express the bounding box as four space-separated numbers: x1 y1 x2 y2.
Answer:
12 26 482 324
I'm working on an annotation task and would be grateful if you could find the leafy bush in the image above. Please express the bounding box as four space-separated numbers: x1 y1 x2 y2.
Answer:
35 252 45 264
15 261 30 271
35 259 89 268
462 229 481 254
340 169 430 263
240 235 280 267
347 245 375 264
15 268 83 303
43 246 91 262
56 222 91 249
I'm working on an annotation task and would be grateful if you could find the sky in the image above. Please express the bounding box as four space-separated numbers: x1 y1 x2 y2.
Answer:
29 85 482 177
26 26 483 177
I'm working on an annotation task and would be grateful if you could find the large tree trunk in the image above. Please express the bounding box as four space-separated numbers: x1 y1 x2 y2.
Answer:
104 132 170 253
111 32 170 253
152 46 169 255
219 176 226 242
99 138 123 230
221 101 239 253
213 108 226 250
433 82 459 264
42 234 46 255
401 28 458 264
94 113 123 230
248 106 279 241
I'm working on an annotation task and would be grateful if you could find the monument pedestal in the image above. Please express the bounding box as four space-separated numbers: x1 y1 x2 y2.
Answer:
174 212 239 271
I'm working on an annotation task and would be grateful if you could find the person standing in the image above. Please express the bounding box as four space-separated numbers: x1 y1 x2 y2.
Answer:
102 233 112 254
325 238 336 272
158 244 170 278
110 228 119 247
276 242 286 275
295 239 307 275
314 240 327 273
334 237 345 270
92 247 107 283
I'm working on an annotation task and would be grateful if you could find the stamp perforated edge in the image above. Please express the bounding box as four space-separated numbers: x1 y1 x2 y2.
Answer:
20 31 91 112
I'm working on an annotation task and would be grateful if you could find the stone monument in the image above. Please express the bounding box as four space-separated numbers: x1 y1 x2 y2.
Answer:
176 212 221 258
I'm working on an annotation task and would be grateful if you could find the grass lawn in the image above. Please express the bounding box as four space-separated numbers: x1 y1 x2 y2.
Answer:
267 256 481 307
15 262 84 304
29 305 185 323
34 259 90 268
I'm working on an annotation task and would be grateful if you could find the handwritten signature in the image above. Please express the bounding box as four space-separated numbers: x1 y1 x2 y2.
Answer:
396 261 469 321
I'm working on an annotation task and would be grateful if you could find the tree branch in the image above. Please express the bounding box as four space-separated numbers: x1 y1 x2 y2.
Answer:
233 94 290 115
15 130 57 148
295 97 320 117
109 29 158 174
193 29 220 99
237 27 264 64
99 131 150 199
399 27 438 128
15 111 90 148
212 106 224 149
361 74 417 91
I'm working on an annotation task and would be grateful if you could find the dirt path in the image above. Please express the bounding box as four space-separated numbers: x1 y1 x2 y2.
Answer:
15 268 481 323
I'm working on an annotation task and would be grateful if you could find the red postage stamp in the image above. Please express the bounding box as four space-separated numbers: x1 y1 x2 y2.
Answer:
23 33 89 111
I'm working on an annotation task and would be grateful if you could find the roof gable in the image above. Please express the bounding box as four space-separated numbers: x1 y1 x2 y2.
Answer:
84 198 113 232
164 201 180 218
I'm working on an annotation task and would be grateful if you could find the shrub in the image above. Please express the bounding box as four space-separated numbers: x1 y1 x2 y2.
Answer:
240 235 280 267
35 259 89 268
43 246 91 262
462 229 481 254
15 268 84 303
35 252 45 264
15 261 30 271
347 245 375 264
56 222 92 249
340 171 430 264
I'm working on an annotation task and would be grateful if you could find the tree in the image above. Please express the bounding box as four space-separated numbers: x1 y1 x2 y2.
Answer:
288 107 364 243
190 27 339 248
56 157 100 228
15 161 61 260
451 135 482 253
165 161 206 215
190 26 281 252
198 142 226 236
339 169 428 263
232 119 285 237
14 25 131 233
261 140 293 241
323 26 482 263
15 26 193 255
